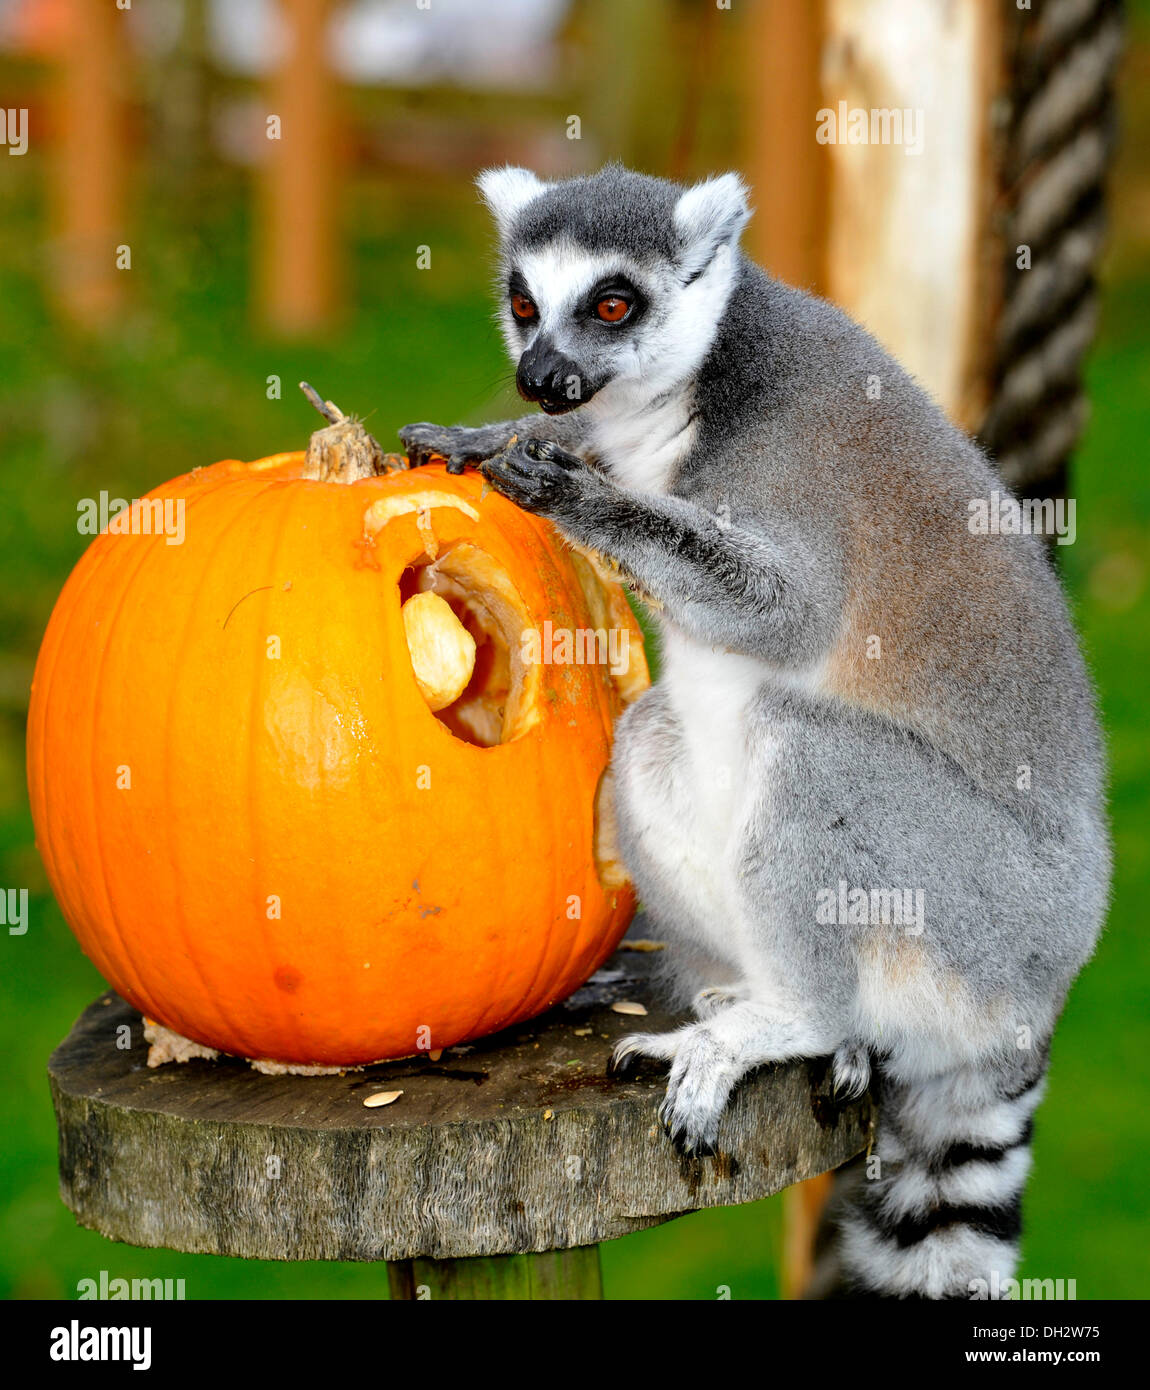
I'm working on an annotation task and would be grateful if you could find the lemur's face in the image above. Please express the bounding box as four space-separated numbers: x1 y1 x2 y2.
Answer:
477 165 751 416
500 243 662 414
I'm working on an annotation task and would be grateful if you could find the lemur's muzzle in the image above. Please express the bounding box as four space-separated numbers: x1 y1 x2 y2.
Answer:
516 340 591 414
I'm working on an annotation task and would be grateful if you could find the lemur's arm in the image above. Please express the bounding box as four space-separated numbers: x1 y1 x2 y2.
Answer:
482 438 841 670
399 411 592 475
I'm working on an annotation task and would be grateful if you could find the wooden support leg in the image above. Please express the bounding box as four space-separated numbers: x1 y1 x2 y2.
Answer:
781 1171 835 1300
387 1246 603 1301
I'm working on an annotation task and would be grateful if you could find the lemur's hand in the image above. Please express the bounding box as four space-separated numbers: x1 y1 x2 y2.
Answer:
398 422 515 475
480 438 598 520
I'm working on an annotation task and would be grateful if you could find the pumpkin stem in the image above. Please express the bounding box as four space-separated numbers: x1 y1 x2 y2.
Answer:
299 381 346 427
299 381 406 483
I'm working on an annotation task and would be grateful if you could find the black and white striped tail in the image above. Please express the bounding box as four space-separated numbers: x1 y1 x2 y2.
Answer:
809 1050 1049 1300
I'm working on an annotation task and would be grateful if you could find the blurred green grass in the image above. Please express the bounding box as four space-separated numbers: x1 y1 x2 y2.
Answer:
1 147 1148 1297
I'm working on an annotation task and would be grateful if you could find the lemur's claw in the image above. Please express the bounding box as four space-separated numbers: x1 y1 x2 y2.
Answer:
481 437 592 516
611 1028 726 1155
658 1098 717 1158
661 1112 721 1158
398 422 512 472
523 437 584 469
607 1038 643 1077
672 1129 717 1159
831 1041 872 1100
397 423 444 469
520 437 578 467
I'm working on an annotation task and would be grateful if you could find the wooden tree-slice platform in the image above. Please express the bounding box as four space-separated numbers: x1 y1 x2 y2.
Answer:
48 943 873 1293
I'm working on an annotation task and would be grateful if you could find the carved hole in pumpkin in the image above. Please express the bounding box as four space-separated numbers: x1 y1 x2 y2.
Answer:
566 549 650 708
399 543 541 747
593 765 630 891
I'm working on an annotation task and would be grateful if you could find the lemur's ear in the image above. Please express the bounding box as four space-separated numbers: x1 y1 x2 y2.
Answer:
672 173 751 276
476 166 546 236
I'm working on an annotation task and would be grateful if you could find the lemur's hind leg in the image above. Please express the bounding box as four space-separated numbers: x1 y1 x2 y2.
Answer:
612 999 842 1155
691 983 751 1019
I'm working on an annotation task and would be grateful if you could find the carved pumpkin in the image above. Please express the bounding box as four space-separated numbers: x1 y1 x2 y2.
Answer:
27 396 647 1066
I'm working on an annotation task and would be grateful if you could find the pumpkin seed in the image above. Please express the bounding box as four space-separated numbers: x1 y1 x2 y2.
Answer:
363 1089 403 1108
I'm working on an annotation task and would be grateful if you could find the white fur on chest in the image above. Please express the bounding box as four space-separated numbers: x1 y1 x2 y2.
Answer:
589 392 696 493
659 628 767 835
651 629 770 974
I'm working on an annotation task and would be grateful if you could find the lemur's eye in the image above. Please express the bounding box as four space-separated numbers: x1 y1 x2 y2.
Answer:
596 296 631 323
511 292 537 321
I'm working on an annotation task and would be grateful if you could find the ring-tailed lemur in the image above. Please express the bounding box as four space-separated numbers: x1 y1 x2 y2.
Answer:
399 164 1110 1300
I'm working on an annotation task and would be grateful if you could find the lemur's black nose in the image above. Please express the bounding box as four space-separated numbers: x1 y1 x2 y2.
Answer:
517 364 552 397
516 339 581 413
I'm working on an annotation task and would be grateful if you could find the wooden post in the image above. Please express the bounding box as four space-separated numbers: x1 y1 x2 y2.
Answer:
48 944 872 1297
257 0 340 336
820 0 1003 431
780 1171 833 1300
387 1248 603 1301
744 0 829 293
51 0 130 330
746 0 1005 425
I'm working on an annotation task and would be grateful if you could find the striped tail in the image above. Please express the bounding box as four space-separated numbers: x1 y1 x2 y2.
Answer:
808 1048 1050 1300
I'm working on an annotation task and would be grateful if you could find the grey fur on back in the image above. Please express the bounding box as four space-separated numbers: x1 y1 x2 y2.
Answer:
399 163 1111 1300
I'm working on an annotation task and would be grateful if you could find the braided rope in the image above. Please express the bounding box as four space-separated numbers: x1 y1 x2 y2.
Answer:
979 0 1124 494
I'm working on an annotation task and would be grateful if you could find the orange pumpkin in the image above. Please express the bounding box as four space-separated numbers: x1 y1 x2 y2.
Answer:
27 401 647 1066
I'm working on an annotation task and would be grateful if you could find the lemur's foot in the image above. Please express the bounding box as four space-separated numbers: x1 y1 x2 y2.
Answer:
398 422 513 474
610 1002 835 1157
691 985 750 1019
480 437 595 518
831 1040 872 1099
609 1022 737 1157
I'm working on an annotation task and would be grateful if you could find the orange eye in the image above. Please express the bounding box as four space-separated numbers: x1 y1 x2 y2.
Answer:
511 292 537 321
596 296 631 323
